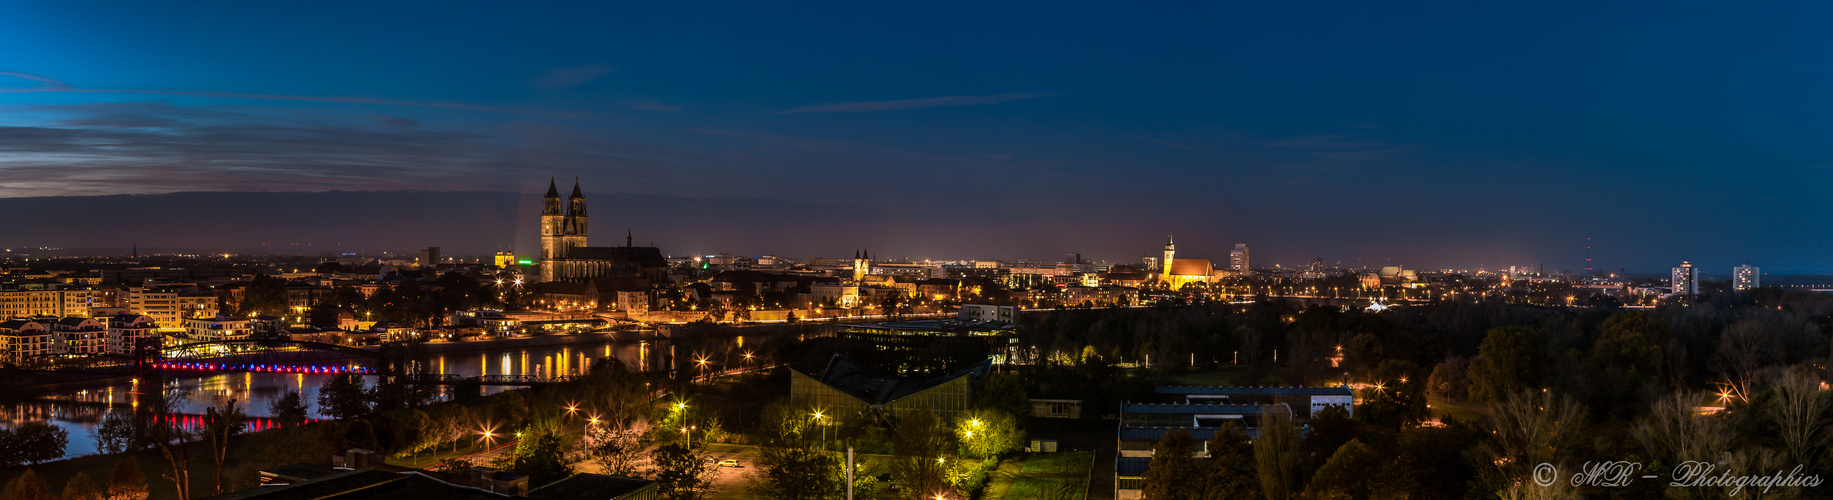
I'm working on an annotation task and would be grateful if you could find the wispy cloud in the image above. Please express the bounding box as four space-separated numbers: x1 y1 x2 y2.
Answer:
781 92 1056 114
0 71 71 90
533 64 615 91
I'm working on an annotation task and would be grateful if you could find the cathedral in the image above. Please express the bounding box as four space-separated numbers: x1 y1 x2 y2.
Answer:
536 178 669 283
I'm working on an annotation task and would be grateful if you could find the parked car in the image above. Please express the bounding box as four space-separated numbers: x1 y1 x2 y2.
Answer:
718 459 741 468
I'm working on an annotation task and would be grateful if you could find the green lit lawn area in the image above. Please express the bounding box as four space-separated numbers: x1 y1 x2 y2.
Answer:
1427 395 1487 423
1020 452 1092 475
1163 364 1288 386
1006 477 1086 500
986 452 1092 500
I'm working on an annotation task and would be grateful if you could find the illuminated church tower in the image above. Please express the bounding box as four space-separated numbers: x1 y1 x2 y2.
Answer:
540 178 564 262
1161 235 1176 283
562 179 589 256
853 249 871 282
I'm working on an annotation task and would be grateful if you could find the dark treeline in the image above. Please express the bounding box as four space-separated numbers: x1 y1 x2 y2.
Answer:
1021 290 1833 498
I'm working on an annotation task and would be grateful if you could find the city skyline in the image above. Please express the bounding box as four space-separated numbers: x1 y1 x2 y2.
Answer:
4 3 1832 272
0 186 1798 276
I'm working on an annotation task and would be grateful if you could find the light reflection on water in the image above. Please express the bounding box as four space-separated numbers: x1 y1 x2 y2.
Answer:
3 339 658 461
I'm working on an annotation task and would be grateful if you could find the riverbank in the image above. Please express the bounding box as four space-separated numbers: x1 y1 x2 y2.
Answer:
408 331 625 356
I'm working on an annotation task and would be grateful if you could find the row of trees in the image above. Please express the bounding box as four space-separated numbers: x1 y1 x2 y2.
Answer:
2 456 147 500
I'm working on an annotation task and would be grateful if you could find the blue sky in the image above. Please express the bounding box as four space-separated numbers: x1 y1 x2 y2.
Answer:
2 1 1831 272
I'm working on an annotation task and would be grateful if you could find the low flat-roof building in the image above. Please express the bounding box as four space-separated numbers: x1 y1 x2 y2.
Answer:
1155 385 1354 419
790 354 992 427
1115 385 1354 500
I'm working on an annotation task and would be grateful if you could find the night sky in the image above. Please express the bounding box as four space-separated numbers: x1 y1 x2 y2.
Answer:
3 2 1830 273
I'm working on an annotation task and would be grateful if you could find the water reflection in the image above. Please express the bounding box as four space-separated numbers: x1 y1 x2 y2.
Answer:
2 338 666 460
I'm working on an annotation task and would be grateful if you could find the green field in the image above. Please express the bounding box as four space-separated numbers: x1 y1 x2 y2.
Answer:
986 451 1093 500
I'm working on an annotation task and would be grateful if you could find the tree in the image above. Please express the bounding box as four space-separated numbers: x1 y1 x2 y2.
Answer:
375 409 435 457
146 390 197 500
317 373 372 419
1301 405 1357 473
1359 359 1429 430
1768 372 1830 469
2 468 54 500
62 471 104 500
1302 439 1381 500
1469 326 1546 402
490 391 529 429
0 422 70 466
749 399 842 500
92 410 140 455
1201 422 1257 500
426 404 473 453
972 372 1033 428
1253 405 1299 500
1588 312 1667 412
1475 390 1584 500
583 418 649 477
204 399 248 494
892 410 955 499
750 438 842 500
1426 356 1471 402
1633 392 1733 500
502 416 574 486
650 443 712 500
1141 429 1204 500
1716 319 1781 404
269 390 309 427
955 409 1022 459
106 455 150 500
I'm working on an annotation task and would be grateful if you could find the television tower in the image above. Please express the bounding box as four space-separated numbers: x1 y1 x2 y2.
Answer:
1584 237 1593 277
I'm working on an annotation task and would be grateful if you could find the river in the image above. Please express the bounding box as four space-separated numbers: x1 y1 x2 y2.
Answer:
0 336 677 461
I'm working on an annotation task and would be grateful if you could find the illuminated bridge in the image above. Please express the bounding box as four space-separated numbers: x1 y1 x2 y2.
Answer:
137 339 579 386
137 338 387 374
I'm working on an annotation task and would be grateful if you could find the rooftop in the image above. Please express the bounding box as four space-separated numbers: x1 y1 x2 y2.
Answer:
1156 385 1353 397
804 354 992 405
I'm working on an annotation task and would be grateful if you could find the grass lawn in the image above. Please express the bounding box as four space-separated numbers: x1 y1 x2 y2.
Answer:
1007 477 1086 499
986 452 1093 500
1020 452 1093 475
1163 364 1289 387
1426 395 1487 423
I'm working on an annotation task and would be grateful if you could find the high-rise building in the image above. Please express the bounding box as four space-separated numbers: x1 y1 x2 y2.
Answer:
1143 257 1159 271
1733 264 1760 292
1671 261 1699 296
418 247 441 268
1230 244 1250 272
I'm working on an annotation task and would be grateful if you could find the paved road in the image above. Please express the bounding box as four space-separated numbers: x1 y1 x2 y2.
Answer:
701 444 764 499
